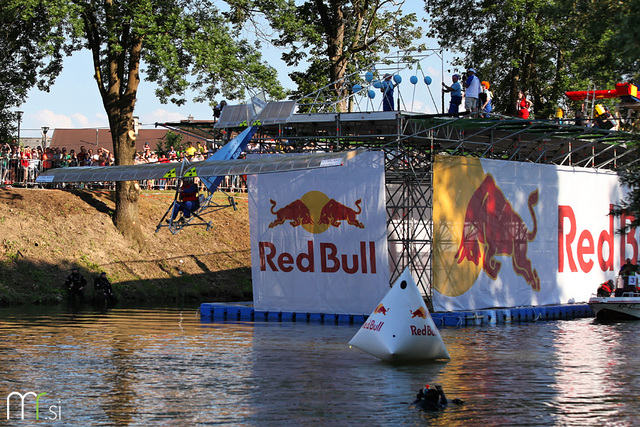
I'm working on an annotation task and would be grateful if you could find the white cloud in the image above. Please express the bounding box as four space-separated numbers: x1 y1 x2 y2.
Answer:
141 109 190 126
32 110 73 129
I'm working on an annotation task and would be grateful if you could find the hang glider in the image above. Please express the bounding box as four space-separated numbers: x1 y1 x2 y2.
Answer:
36 138 364 233
34 149 359 184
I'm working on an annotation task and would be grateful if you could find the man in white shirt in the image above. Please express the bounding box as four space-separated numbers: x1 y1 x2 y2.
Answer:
464 68 481 113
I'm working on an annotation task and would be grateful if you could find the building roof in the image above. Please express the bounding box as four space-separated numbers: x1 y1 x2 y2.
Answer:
48 128 208 154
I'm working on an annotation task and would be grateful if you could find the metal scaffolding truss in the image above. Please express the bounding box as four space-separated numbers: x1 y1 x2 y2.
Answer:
158 110 640 307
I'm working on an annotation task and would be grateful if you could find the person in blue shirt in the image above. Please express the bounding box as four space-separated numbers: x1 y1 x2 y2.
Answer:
442 74 463 114
380 73 397 111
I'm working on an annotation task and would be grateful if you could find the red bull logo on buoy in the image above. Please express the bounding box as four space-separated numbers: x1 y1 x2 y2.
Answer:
373 303 390 315
410 307 428 319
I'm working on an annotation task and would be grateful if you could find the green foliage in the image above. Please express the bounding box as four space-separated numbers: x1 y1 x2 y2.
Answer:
225 0 424 111
0 0 67 142
425 0 640 119
612 167 640 232
155 131 184 155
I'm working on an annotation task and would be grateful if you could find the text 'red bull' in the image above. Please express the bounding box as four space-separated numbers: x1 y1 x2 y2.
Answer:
362 318 384 331
259 241 377 274
455 174 540 291
410 325 437 336
558 204 638 273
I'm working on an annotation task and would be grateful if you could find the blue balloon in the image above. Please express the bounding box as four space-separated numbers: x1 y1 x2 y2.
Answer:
368 89 376 99
365 72 374 82
410 75 418 85
372 80 382 89
424 76 433 85
352 84 362 93
393 74 402 84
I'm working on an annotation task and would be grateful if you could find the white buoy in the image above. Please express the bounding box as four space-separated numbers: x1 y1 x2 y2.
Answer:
348 268 450 361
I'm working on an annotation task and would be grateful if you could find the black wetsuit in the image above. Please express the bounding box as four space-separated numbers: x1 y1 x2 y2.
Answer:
94 275 117 305
65 271 87 303
412 387 448 411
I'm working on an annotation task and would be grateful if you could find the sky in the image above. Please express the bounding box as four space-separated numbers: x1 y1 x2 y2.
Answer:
16 6 455 139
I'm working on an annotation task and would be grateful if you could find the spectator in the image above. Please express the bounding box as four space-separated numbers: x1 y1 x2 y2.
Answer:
516 90 532 119
380 73 397 111
463 68 481 113
185 141 197 159
442 74 463 114
69 149 78 167
479 81 493 117
77 145 88 166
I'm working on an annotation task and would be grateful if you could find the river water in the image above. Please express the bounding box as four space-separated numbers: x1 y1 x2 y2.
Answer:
0 305 638 426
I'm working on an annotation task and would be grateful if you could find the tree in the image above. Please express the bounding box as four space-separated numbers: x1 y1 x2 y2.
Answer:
425 0 578 117
19 0 284 242
226 0 424 112
0 0 65 142
424 0 640 119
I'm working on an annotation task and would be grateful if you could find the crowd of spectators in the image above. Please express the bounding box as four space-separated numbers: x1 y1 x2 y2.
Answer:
0 140 247 192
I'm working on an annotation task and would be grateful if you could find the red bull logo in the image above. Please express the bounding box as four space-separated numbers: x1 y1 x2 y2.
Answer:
410 307 427 319
455 174 540 291
267 191 364 234
269 199 313 228
373 303 390 315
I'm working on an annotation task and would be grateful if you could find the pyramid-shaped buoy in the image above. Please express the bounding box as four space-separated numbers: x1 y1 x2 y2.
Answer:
348 268 450 361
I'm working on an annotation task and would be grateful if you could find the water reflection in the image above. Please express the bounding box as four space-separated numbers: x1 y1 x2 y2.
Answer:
0 307 639 425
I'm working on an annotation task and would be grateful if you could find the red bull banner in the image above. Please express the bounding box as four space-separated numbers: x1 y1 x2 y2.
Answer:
248 151 389 315
433 155 629 311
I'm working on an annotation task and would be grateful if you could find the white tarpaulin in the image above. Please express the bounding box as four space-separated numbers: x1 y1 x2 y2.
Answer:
248 151 389 315
349 268 450 361
433 155 631 311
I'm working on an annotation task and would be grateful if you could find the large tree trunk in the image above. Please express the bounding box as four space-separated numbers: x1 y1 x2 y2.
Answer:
317 0 348 112
111 125 143 243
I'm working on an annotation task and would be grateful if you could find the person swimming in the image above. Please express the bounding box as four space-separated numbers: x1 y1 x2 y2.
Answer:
412 384 463 411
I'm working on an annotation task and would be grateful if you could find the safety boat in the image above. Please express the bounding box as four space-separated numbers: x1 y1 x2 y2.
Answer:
589 276 640 320
589 293 640 320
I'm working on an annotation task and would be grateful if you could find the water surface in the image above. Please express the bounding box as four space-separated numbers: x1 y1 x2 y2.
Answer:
0 306 638 425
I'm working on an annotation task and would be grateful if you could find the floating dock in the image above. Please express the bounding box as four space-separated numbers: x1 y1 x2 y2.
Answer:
199 302 594 327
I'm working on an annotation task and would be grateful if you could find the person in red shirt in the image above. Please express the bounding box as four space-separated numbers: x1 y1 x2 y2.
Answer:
516 90 532 119
170 178 200 222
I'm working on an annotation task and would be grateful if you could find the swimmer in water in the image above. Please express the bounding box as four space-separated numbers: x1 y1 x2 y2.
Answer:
412 384 463 411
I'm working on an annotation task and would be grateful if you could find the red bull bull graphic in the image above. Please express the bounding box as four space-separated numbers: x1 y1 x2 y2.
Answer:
268 199 313 228
373 303 390 315
455 174 540 291
267 191 365 233
410 307 428 319
318 199 364 229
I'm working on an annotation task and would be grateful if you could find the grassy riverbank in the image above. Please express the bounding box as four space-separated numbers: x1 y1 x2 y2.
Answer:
0 187 252 305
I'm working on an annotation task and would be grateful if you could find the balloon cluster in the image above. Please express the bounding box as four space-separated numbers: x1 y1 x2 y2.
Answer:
353 71 433 99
